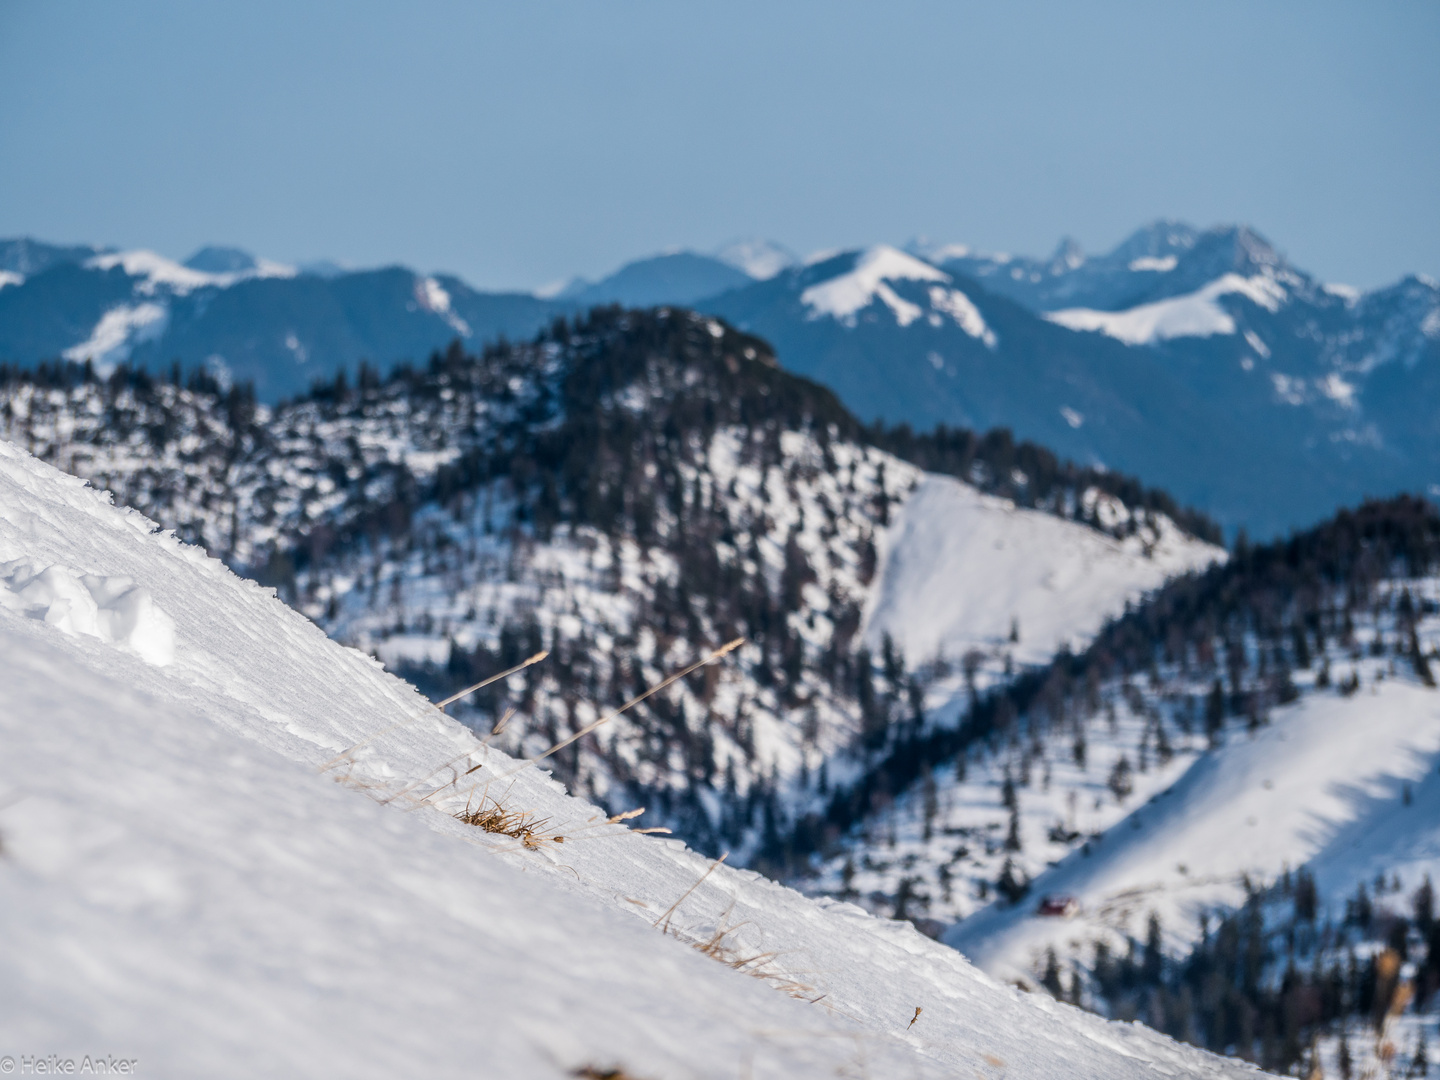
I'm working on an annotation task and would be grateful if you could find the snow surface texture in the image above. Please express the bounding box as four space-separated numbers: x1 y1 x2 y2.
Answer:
863 475 1223 670
1044 273 1288 346
0 442 1267 1077
0 558 174 666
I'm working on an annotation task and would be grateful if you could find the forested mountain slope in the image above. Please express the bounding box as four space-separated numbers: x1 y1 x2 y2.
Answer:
0 307 1219 866
796 493 1440 1074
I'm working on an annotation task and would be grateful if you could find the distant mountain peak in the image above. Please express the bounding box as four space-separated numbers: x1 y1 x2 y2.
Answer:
715 238 796 281
558 250 751 308
184 245 259 274
1049 237 1086 272
533 274 586 299
799 245 952 326
1110 220 1200 259
87 249 225 294
297 259 349 280
86 247 297 295
1178 224 1286 277
790 245 998 345
904 236 973 264
0 237 104 277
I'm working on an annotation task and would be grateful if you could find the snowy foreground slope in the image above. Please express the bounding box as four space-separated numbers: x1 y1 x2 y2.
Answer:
0 443 1267 1076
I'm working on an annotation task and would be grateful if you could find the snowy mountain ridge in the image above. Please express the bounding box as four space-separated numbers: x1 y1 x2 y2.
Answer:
1044 271 1290 346
705 224 1440 538
797 245 999 347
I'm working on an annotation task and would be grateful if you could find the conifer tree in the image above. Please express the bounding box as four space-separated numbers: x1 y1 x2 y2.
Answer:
997 858 1028 904
1416 875 1435 933
1205 679 1225 746
1108 755 1134 802
1293 624 1312 669
1006 805 1022 852
1042 948 1064 997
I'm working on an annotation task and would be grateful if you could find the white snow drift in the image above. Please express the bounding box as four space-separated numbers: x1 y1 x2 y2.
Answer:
0 558 174 666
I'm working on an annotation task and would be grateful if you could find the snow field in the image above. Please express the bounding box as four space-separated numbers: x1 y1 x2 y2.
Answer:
862 473 1223 672
1043 272 1288 346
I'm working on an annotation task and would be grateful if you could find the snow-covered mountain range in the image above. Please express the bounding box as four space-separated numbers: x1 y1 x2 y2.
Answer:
6 300 1439 1074
704 225 1440 539
2 224 1436 537
0 239 563 401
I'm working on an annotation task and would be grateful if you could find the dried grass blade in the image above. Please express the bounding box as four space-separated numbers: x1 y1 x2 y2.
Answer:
497 638 743 781
653 852 728 933
318 653 546 773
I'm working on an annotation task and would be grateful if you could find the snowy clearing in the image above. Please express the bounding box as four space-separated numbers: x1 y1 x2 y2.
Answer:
863 474 1223 670
948 663 1440 990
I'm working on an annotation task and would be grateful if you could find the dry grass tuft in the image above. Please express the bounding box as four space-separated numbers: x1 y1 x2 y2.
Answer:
454 791 564 850
654 854 817 1000
495 637 745 781
685 921 815 999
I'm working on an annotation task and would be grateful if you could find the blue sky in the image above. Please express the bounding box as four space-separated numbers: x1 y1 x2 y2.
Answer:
1 1 1435 290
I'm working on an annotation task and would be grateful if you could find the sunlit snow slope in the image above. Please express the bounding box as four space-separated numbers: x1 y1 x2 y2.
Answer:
0 442 1267 1077
864 474 1223 669
948 669 1440 989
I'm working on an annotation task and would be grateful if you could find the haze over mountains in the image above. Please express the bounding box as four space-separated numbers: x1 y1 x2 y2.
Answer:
2 222 1437 537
